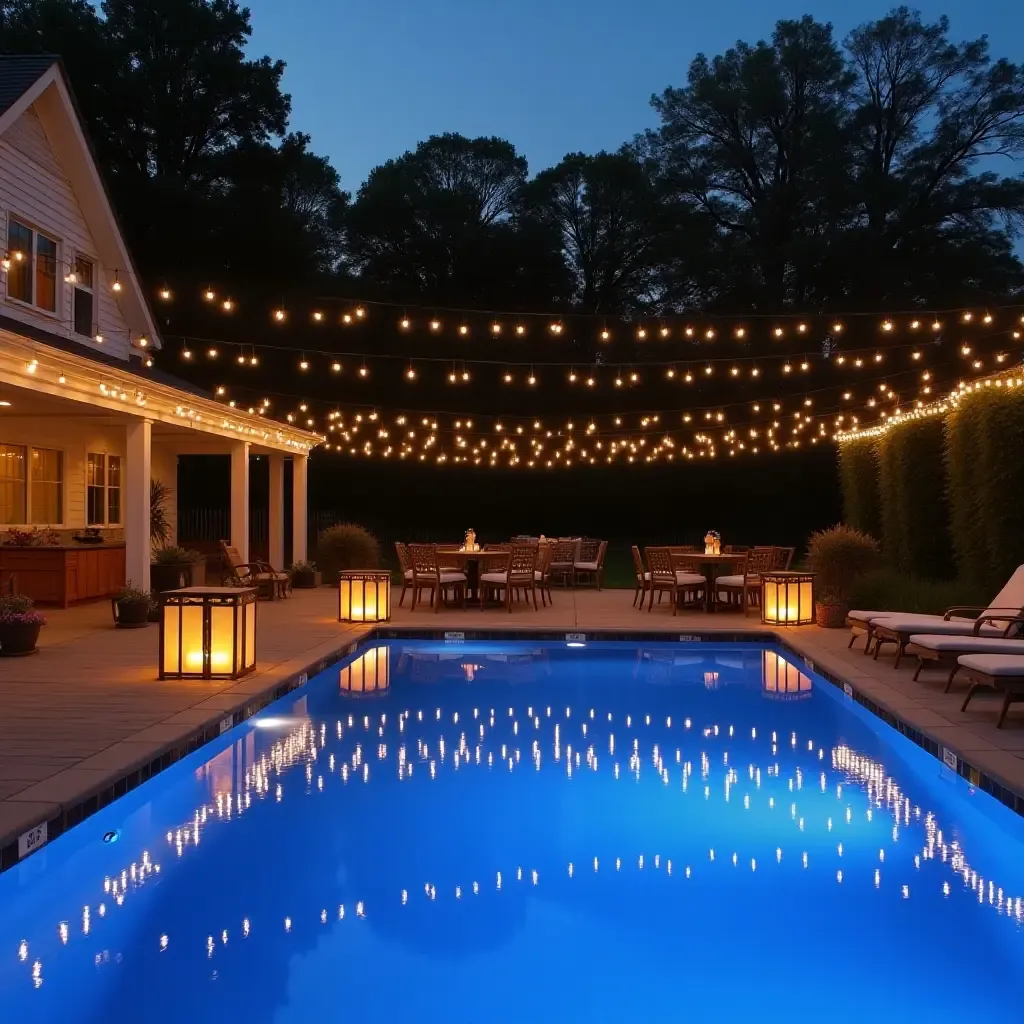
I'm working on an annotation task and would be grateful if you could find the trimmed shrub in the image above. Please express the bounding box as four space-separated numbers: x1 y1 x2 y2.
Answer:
838 438 880 539
316 523 381 584
875 417 950 578
806 524 880 604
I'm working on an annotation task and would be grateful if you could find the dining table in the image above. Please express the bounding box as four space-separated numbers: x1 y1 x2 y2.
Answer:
435 548 503 602
669 550 749 613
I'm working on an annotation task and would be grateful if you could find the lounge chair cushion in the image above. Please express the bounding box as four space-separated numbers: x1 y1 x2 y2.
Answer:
676 572 706 586
958 653 1024 677
873 614 1009 637
574 561 600 571
908 635 1024 655
848 609 896 622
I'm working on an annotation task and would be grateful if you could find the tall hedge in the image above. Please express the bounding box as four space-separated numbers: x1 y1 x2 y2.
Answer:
838 438 880 539
875 417 950 578
945 385 1024 592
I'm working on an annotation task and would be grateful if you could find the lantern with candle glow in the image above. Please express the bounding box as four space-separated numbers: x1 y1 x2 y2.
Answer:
339 646 390 695
338 570 391 622
160 586 257 680
760 571 815 626
761 649 812 699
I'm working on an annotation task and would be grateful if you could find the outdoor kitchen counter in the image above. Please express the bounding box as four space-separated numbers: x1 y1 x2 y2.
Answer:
0 544 126 607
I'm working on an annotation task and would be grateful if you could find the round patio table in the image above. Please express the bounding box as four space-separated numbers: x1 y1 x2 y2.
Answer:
671 551 749 613
434 548 498 602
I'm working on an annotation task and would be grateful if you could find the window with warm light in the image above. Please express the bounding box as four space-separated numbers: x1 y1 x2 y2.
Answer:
0 443 63 524
87 453 122 526
6 216 58 312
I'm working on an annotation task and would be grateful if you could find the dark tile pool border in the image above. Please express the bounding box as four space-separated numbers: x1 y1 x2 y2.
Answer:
3 625 1023 873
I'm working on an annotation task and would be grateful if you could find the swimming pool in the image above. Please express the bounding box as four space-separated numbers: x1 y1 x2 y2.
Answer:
2 640 1023 1022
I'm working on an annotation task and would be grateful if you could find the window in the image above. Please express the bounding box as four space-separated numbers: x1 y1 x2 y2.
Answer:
87 452 121 526
5 217 59 313
0 444 62 525
0 444 27 524
73 255 95 337
29 448 62 524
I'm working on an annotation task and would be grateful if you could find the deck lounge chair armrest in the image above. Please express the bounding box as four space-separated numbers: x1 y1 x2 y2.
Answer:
972 615 1024 637
942 606 987 620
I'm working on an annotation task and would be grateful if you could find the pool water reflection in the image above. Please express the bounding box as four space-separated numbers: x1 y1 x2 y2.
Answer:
2 641 1023 1023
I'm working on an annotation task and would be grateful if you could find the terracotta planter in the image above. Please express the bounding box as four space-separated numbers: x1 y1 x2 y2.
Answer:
291 569 317 589
816 602 848 629
112 599 150 628
0 620 42 655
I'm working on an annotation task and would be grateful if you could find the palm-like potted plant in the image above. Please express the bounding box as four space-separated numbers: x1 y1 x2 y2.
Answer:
289 560 318 589
806 525 880 627
0 593 46 656
112 581 151 628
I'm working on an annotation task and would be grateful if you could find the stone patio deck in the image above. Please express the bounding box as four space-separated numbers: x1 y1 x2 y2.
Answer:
3 587 1024 865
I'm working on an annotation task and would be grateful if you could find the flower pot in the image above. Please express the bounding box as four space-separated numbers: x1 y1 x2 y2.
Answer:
816 602 848 629
291 569 317 589
0 620 42 655
151 562 189 594
112 599 150 628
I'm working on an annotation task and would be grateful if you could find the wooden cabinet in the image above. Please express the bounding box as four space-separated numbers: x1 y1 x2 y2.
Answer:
0 545 126 607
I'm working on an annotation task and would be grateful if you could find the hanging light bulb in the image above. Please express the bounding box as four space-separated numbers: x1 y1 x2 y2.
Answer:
111 272 122 292
406 366 417 380
783 363 792 374
882 320 894 332
962 311 973 322
203 288 215 302
459 324 469 336
216 386 226 396
503 372 513 383
797 323 807 334
527 373 537 386
182 347 193 360
312 311 324 322
430 319 441 332
705 328 715 340
94 333 104 344
983 313 993 325
515 324 526 336
704 364 713 375
207 347 218 358
400 316 411 329
774 327 784 338
932 319 942 331
600 328 611 341
355 306 366 319
637 327 647 340
222 299 234 312
273 308 286 322
236 353 245 365
299 358 309 371
568 370 577 383
461 370 470 381
359 365 369 378
342 313 352 324
832 322 843 333
660 326 670 338
491 322 502 335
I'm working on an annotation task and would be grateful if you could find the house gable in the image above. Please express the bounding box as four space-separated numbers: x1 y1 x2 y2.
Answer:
0 59 159 362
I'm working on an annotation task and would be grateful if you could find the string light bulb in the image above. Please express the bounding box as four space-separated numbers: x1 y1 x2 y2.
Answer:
430 319 441 332
932 319 942 331
204 288 215 301
458 324 469 336
358 365 369 378
299 358 309 371
637 327 647 340
550 322 564 335
600 328 611 341
111 272 122 293
207 347 218 359
400 317 410 329
406 366 417 380
273 308 286 322
355 306 366 319
705 328 715 340
660 326 670 338
882 320 894 332
515 324 526 336
983 313 993 325
312 311 323 322
222 299 234 312
491 322 502 335
962 311 973 322
94 333 103 344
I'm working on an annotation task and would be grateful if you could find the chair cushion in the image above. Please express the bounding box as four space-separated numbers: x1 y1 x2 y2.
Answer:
404 569 413 579
715 574 746 588
439 572 467 584
480 572 508 584
574 561 600 571
958 653 1024 677
676 572 706 586
908 635 1024 655
874 614 1008 637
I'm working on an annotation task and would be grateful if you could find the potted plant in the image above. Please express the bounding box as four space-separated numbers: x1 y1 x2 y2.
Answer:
289 560 318 589
112 581 151 628
0 592 46 656
315 523 381 585
147 590 161 622
151 545 194 593
806 525 880 627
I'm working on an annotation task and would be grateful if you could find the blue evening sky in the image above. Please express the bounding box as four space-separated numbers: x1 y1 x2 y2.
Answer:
245 0 1024 194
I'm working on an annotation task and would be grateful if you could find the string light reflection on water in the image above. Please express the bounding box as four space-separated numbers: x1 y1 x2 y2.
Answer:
2 641 1024 1023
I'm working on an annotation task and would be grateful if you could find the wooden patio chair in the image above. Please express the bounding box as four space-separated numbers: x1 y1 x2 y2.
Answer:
408 543 466 612
645 547 679 614
479 543 539 612
574 539 608 589
549 540 578 587
772 546 795 570
535 544 555 606
395 541 413 607
478 548 512 608
220 540 290 599
670 551 707 609
631 546 649 608
716 547 774 614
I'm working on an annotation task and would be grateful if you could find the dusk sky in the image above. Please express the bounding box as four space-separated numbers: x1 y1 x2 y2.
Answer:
244 0 1024 194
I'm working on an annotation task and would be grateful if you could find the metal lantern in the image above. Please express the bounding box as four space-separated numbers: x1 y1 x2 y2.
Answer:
338 570 391 623
760 571 815 626
160 586 257 680
339 646 390 696
762 649 812 700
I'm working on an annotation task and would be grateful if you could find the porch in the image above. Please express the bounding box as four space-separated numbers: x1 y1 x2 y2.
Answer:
3 587 1024 868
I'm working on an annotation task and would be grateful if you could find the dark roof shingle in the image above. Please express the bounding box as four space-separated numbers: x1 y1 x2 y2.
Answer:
0 54 58 119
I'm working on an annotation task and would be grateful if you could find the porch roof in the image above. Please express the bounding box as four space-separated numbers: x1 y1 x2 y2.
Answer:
0 325 322 456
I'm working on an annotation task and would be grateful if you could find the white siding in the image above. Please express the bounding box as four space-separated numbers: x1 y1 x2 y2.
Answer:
0 105 132 360
0 414 126 535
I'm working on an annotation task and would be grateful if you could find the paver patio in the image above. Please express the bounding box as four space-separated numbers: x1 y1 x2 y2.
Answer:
3 587 1024 859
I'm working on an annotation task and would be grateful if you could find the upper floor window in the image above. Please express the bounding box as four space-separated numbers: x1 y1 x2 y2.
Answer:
6 216 58 313
72 255 95 337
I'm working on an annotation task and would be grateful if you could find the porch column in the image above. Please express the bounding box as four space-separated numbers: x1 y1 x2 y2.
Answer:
291 453 308 565
125 418 152 592
268 453 285 570
230 441 250 563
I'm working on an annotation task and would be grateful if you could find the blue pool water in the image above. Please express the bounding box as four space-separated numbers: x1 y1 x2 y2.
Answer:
3 641 1024 1022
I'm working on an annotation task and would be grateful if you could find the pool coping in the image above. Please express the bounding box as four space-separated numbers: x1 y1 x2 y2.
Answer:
3 624 1023 874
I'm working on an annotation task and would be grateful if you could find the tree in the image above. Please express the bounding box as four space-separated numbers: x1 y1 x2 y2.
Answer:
647 16 856 311
524 149 679 314
844 6 1024 304
345 133 570 308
